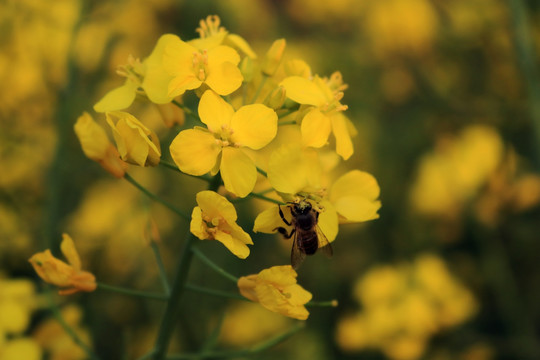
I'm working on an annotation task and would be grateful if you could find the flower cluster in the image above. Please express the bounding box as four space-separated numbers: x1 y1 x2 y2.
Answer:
336 254 477 360
36 15 381 322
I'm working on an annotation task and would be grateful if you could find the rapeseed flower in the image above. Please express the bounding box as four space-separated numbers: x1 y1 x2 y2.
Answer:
170 90 277 197
280 72 354 159
238 265 312 320
254 145 380 243
93 34 177 112
28 234 96 296
163 35 243 97
74 112 128 178
106 111 161 167
190 190 253 258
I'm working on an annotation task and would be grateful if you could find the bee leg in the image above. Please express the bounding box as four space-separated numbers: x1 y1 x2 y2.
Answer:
274 227 295 239
277 204 291 226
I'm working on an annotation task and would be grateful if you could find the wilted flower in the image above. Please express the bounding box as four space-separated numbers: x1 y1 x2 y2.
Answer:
74 112 128 178
238 265 312 320
29 234 96 296
190 190 253 258
106 111 161 167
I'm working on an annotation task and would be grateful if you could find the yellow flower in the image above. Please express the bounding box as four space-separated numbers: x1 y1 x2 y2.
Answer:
170 90 278 197
238 265 312 320
280 72 354 159
74 112 128 178
189 15 256 59
1 338 42 360
0 279 36 335
93 34 177 112
255 146 380 243
163 35 243 97
190 190 253 258
28 234 96 296
106 111 161 167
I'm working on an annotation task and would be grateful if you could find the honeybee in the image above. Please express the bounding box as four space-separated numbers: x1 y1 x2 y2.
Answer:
276 199 333 269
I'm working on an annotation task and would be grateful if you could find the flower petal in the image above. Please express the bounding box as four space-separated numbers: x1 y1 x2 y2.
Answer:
301 109 332 148
220 147 257 197
253 206 291 234
225 34 257 58
268 144 322 194
330 170 381 202
231 104 277 149
169 129 220 175
60 234 81 271
205 61 243 96
334 196 381 223
198 90 234 132
280 76 327 106
196 190 238 222
331 113 354 160
317 200 339 243
93 81 138 112
214 230 250 259
142 34 179 104
190 206 206 240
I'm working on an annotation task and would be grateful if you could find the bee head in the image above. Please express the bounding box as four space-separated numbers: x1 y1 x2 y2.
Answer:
293 199 312 215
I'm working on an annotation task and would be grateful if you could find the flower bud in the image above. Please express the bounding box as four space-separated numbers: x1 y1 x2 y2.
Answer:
74 112 127 178
261 39 286 76
240 56 256 83
265 85 286 109
106 111 161 167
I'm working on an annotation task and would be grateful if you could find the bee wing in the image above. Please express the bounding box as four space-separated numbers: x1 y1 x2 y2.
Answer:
291 230 306 270
316 225 333 258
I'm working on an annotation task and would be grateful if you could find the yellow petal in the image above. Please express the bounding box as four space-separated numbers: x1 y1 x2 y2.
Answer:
329 170 381 222
253 206 291 234
331 170 381 202
258 265 298 287
169 129 220 175
196 190 238 222
163 36 197 77
208 45 241 66
214 230 250 259
198 90 234 132
190 206 207 240
205 61 243 95
301 109 332 148
268 144 322 194
280 76 327 106
142 34 179 104
225 33 257 58
168 74 202 98
0 300 30 333
73 112 110 160
331 113 354 160
237 275 258 302
317 200 339 243
60 234 81 271
220 147 257 198
2 338 42 360
227 221 254 246
230 104 277 149
93 81 138 112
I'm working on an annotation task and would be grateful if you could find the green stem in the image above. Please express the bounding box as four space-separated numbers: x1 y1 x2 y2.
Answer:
46 289 99 359
256 166 268 178
251 75 268 104
248 192 285 205
191 247 239 283
166 323 304 359
124 173 190 221
172 100 201 123
306 299 338 307
97 282 168 301
151 242 171 295
185 283 246 301
152 175 222 360
507 0 540 168
159 160 213 182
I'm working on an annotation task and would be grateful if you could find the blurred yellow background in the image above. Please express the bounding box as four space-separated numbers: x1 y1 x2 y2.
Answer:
2 0 540 359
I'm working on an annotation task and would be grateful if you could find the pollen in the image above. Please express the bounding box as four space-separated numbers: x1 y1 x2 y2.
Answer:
192 50 209 81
